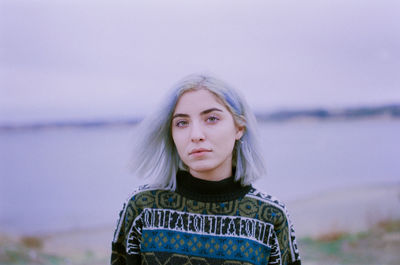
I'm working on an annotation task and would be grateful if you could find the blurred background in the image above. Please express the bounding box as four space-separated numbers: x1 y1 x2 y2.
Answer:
1 0 399 264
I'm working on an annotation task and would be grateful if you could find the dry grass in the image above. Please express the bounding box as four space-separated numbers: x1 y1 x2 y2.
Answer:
316 230 348 242
20 236 44 249
299 218 400 265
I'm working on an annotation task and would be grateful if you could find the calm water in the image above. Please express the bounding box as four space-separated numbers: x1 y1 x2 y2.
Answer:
1 119 399 235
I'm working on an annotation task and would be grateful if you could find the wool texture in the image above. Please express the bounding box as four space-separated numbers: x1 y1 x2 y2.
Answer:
111 171 301 265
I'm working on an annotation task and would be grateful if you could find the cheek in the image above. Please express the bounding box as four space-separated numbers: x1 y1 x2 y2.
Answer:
211 129 237 152
213 124 237 142
172 131 187 154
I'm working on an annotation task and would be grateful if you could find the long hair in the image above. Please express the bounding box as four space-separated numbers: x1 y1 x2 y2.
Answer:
131 74 266 189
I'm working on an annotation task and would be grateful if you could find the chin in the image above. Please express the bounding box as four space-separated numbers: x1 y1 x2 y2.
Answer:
186 162 217 173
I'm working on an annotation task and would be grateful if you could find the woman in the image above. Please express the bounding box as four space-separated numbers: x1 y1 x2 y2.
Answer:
111 74 301 265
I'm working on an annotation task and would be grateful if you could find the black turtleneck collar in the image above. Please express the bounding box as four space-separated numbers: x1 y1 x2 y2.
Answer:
176 170 252 202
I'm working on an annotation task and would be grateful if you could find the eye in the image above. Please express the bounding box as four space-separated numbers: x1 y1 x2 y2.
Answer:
206 115 219 123
175 120 188 127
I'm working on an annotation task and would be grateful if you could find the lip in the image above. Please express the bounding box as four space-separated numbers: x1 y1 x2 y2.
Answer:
189 148 212 156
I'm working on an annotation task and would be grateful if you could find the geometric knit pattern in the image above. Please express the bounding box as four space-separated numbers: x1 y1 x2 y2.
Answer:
141 230 271 264
111 185 301 265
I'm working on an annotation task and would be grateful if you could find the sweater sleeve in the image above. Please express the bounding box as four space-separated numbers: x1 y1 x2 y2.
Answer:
111 198 141 265
273 204 301 265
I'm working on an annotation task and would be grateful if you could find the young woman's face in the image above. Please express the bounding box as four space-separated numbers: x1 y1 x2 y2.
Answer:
171 89 243 180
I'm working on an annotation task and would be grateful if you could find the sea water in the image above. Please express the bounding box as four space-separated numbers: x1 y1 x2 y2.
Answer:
1 119 399 234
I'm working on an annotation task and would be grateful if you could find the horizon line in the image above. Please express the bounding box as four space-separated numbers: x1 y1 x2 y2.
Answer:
1 103 399 130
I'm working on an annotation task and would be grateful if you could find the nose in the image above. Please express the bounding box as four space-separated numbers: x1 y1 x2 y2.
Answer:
190 121 205 142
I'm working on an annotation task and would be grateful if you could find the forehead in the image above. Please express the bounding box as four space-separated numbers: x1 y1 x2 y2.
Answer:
173 89 227 113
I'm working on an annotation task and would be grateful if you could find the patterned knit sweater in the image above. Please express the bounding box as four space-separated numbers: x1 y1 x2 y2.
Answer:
111 171 301 265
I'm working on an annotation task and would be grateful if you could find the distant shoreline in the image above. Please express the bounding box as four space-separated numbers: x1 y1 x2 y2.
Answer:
1 103 399 131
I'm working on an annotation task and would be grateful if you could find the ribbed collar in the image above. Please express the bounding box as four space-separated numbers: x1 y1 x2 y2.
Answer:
176 170 252 202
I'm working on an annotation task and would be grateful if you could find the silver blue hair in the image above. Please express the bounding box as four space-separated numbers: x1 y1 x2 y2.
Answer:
131 74 267 189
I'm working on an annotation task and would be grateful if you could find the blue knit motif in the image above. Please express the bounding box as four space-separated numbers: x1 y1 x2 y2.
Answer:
141 229 271 265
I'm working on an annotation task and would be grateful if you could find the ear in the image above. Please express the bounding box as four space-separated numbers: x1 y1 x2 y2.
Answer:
235 126 244 140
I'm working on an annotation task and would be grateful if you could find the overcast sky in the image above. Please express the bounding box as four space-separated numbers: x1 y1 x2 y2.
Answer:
1 0 399 123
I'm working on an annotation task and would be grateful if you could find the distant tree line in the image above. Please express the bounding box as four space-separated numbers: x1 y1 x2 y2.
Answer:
1 104 399 131
256 104 400 122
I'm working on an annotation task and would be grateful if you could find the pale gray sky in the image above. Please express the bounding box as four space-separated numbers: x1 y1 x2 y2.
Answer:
1 0 399 123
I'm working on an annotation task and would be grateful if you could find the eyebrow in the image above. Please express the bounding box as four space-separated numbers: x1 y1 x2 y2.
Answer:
172 108 223 119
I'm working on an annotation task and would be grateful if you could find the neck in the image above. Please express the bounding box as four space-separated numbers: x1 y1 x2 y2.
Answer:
189 160 233 181
176 169 251 202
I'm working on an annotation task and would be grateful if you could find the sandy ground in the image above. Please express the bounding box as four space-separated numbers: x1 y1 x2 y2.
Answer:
1 183 399 264
288 183 400 238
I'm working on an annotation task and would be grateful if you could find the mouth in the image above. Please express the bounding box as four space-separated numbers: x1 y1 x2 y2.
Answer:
189 148 212 156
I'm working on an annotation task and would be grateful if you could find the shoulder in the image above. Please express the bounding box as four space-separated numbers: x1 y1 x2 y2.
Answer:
245 187 288 210
119 185 168 222
122 184 168 212
244 187 292 225
112 185 168 242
